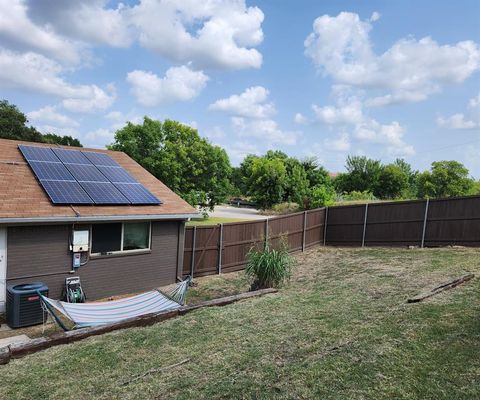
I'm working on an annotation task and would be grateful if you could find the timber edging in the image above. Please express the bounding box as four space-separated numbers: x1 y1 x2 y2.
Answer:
0 288 278 365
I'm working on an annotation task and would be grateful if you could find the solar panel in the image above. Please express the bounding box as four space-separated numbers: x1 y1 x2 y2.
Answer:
19 144 162 206
18 145 59 162
65 164 109 182
97 166 137 183
29 161 75 181
52 148 91 164
83 151 120 167
40 180 93 204
79 182 130 204
114 183 161 204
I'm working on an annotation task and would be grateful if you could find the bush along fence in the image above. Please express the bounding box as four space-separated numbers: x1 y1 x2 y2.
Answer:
183 195 480 278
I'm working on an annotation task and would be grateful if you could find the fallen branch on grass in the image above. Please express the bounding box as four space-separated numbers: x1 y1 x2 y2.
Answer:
407 274 474 303
121 358 191 386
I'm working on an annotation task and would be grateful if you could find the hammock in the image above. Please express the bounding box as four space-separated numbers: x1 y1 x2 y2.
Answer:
38 277 191 331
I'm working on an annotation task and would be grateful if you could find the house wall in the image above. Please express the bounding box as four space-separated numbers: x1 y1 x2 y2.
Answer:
5 221 182 300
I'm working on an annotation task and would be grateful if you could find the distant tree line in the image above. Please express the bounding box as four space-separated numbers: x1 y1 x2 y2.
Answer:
3 99 479 211
0 100 82 147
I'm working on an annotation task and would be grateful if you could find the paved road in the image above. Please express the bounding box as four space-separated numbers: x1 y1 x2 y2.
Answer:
209 205 267 220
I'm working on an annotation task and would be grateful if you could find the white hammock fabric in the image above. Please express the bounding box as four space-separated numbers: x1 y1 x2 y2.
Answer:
39 278 190 330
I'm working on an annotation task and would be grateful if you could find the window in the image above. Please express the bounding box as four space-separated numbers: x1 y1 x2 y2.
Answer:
123 222 150 251
91 222 151 255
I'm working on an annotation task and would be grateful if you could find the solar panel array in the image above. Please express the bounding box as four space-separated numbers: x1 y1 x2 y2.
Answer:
18 145 162 205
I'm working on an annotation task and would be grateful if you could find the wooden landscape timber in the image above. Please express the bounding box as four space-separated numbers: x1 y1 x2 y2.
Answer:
407 274 475 303
0 288 278 365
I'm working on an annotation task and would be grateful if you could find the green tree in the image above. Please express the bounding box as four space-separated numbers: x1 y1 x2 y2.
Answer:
0 100 43 142
43 133 82 147
334 156 382 195
376 164 409 199
283 158 309 206
110 117 231 209
416 161 474 198
246 157 287 209
0 100 82 146
301 157 330 188
309 185 336 208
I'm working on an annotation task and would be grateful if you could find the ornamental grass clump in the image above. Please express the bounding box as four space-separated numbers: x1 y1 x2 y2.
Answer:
245 242 294 290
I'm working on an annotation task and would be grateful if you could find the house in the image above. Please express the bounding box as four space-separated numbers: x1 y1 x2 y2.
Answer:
0 138 198 312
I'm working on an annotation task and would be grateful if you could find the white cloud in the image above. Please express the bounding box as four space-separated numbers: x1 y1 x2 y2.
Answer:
127 65 209 107
324 132 351 152
294 113 307 124
209 86 275 119
312 92 414 156
369 11 381 22
436 93 480 130
27 105 79 127
232 117 299 146
83 128 115 147
130 0 264 70
436 114 477 129
0 50 115 112
312 99 363 125
27 0 133 48
305 12 480 105
0 0 81 64
105 110 143 130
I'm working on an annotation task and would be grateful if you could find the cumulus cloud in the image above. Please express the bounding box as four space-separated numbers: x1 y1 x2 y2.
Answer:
27 0 133 48
312 92 414 156
304 12 480 105
209 86 275 119
126 65 209 107
0 50 115 112
27 105 79 127
436 93 480 130
294 113 308 124
210 86 299 146
232 117 299 146
0 0 81 64
129 0 264 69
324 132 351 152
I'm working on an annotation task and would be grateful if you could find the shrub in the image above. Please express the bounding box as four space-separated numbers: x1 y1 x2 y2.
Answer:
341 190 376 201
245 243 294 290
309 185 336 208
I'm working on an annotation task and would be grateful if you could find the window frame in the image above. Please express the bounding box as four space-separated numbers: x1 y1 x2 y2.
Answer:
89 221 152 256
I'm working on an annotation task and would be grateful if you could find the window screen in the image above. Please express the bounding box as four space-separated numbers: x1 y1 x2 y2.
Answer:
91 223 122 254
123 222 150 251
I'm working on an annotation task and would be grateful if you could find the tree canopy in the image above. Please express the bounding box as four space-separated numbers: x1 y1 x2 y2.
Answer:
417 161 474 198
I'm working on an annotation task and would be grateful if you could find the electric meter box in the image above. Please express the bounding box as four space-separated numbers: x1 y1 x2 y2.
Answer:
72 230 89 252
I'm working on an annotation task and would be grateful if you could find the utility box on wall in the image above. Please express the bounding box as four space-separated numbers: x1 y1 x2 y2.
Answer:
72 230 89 252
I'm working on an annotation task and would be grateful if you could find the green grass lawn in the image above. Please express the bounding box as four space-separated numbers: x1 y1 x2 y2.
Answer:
186 216 251 226
1 247 479 399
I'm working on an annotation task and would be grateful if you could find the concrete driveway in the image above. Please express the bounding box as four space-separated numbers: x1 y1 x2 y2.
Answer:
209 205 267 220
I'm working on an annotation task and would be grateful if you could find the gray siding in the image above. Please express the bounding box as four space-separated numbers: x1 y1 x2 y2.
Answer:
6 221 181 300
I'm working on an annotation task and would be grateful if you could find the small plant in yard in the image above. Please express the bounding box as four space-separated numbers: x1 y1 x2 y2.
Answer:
245 242 294 290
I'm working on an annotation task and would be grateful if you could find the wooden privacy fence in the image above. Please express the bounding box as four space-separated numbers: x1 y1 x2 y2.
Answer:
183 195 480 278
182 208 326 278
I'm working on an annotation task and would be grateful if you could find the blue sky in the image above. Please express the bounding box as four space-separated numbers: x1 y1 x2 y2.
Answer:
1 1 479 175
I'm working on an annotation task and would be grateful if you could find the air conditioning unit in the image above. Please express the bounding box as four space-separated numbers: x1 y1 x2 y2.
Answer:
6 282 48 328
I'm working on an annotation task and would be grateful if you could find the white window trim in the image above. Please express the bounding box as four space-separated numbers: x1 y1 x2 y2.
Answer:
89 221 152 256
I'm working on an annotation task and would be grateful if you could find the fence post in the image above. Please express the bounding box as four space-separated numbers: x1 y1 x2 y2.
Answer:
323 207 329 246
421 198 429 248
361 203 369 248
190 226 197 278
302 211 307 252
218 223 224 274
265 218 269 248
